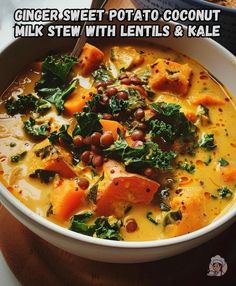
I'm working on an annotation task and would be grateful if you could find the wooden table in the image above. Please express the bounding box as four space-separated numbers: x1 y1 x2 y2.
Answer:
1 206 236 285
1 0 236 285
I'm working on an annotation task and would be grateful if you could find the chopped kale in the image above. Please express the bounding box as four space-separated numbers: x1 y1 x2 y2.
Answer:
204 155 212 166
36 55 77 90
29 169 56 183
218 158 229 167
109 95 129 114
197 104 209 117
70 212 123 240
73 111 102 137
163 210 182 226
151 102 197 141
87 174 104 203
160 202 171 212
70 212 95 236
217 187 233 199
125 88 146 110
198 133 216 151
93 217 122 240
49 125 73 147
42 80 76 114
5 94 51 116
5 94 37 115
34 145 57 159
86 93 105 113
104 131 176 171
177 160 195 174
149 119 173 142
157 188 171 212
24 117 49 139
139 70 151 84
146 211 158 225
88 184 98 204
35 54 77 114
10 151 27 163
92 66 113 82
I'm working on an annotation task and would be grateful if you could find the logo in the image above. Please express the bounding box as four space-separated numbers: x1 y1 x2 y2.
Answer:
207 255 228 277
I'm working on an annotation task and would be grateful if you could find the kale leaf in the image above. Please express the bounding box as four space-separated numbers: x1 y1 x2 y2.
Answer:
217 187 233 199
151 102 197 140
5 94 52 115
5 94 37 115
109 95 129 114
73 111 102 137
70 212 123 240
177 160 195 174
42 80 77 114
163 210 182 226
198 133 216 150
36 55 77 90
11 151 27 163
218 158 229 167
35 55 77 114
125 88 146 110
149 119 173 142
24 117 49 139
92 66 113 82
104 131 176 170
29 169 56 183
146 211 158 225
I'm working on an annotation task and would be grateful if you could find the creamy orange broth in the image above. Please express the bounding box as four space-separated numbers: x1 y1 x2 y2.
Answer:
0 42 235 241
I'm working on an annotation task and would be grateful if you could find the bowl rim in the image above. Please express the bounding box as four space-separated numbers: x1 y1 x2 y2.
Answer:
190 0 236 12
0 19 236 249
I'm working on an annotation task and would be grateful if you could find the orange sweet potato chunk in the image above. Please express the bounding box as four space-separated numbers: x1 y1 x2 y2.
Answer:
149 59 192 96
76 43 104 77
191 93 225 106
95 160 159 216
45 158 76 179
221 165 236 183
100 119 125 140
64 86 95 116
51 179 85 221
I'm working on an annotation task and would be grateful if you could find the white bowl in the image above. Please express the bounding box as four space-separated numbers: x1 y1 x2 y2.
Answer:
0 20 236 263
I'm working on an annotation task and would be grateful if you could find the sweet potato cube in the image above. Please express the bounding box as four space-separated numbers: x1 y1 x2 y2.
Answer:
64 86 95 116
110 46 144 70
149 59 192 96
95 160 159 216
51 179 85 221
76 43 104 77
28 139 76 179
191 93 225 106
45 158 76 179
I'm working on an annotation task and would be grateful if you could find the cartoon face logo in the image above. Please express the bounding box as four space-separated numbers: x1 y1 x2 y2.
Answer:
207 255 228 277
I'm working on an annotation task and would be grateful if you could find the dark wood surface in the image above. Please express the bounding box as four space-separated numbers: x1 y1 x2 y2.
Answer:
0 206 235 286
